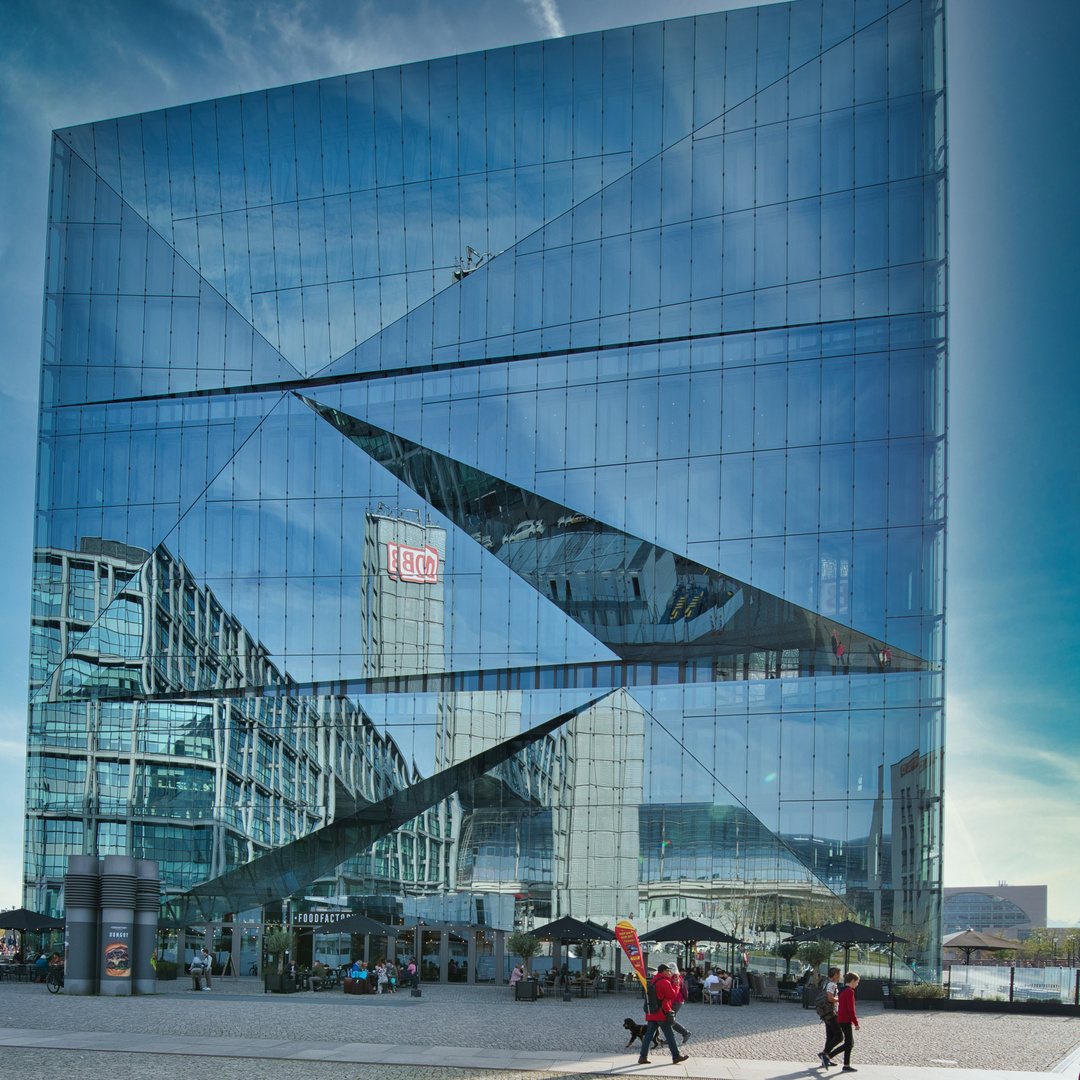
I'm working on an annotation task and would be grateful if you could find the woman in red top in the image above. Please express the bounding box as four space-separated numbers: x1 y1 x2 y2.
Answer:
836 972 861 1072
638 965 690 1066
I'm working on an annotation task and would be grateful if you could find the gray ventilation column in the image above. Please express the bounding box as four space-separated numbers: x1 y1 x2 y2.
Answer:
63 855 101 995
132 860 160 995
98 854 137 995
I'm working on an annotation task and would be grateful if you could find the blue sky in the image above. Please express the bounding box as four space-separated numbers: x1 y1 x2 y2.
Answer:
0 0 1076 923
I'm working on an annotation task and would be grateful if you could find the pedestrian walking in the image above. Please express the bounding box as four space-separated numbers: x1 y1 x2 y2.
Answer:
636 964 690 1067
816 966 843 1068
668 966 692 1044
836 972 861 1072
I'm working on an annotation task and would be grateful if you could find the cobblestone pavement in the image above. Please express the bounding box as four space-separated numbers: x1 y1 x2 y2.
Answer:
0 1052 580 1080
0 979 1077 1078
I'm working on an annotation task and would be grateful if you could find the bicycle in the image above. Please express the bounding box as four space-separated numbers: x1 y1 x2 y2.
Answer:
46 968 64 994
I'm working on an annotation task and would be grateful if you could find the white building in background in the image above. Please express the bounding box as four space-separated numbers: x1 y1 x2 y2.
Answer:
943 884 1048 938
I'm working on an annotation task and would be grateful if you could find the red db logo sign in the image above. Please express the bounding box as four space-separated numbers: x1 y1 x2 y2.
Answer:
386 542 439 584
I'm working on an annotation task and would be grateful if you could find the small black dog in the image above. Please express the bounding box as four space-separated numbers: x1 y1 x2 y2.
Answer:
623 1018 661 1050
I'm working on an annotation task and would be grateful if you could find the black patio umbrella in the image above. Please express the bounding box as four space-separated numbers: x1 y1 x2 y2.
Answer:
786 919 908 978
0 907 64 960
581 918 617 941
640 917 738 969
0 908 64 932
530 916 614 987
531 916 615 941
943 928 1020 965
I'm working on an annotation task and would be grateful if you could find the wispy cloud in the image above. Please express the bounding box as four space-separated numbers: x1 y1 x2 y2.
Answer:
521 0 565 38
945 691 1080 923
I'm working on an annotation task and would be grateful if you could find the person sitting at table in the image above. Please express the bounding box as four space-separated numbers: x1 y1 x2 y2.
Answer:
310 959 327 992
33 952 48 982
703 969 721 1003
509 963 524 988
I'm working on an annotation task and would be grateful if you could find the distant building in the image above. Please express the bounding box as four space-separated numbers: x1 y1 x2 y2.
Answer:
943 885 1047 938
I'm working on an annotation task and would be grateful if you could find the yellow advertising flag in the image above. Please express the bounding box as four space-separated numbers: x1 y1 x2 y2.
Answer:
615 920 648 990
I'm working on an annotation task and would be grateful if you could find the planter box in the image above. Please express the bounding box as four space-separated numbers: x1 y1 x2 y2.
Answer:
515 979 539 1001
264 973 299 994
894 996 1079 1017
156 968 178 981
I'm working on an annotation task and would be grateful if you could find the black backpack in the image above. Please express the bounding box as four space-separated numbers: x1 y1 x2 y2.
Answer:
814 988 834 1020
645 978 661 1015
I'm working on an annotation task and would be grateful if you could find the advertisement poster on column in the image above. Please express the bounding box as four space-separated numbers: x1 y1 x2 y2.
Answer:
103 925 132 977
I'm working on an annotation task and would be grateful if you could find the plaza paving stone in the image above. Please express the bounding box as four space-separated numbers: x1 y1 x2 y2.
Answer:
0 978 1077 1080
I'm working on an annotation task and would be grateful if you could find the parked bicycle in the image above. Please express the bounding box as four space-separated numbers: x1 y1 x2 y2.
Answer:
46 967 64 994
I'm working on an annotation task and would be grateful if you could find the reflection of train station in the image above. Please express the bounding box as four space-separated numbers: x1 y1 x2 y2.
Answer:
24 0 947 976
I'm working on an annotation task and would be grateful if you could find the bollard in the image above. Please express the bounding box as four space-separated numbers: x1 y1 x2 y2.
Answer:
98 854 137 995
63 855 101 995
132 860 159 995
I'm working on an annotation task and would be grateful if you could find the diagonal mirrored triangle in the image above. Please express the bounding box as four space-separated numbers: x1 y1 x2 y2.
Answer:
168 692 608 921
299 395 925 670
47 137 305 399
30 392 282 699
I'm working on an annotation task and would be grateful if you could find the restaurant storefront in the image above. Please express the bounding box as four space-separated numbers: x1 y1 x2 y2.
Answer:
161 916 507 984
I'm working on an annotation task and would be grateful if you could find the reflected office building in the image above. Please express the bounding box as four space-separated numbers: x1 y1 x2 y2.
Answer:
25 0 946 969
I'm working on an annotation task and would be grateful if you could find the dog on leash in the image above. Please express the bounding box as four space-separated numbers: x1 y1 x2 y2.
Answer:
623 1018 662 1050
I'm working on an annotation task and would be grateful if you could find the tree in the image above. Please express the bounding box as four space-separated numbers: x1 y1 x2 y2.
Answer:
798 938 835 979
1063 928 1080 967
264 929 295 974
507 932 542 976
716 892 756 946
1021 928 1056 966
775 939 801 977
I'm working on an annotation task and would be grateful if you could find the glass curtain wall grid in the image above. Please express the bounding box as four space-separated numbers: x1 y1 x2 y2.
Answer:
26 0 946 969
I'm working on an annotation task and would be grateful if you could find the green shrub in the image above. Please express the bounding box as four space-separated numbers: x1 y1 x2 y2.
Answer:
154 960 177 976
896 982 946 999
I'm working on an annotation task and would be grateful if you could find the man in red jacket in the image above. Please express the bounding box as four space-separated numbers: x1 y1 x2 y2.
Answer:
638 965 690 1066
836 972 861 1072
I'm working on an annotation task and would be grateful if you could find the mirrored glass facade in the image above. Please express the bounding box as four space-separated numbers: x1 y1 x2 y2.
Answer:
26 0 946 966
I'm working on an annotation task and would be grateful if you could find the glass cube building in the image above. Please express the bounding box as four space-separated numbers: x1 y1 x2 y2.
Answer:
26 0 946 968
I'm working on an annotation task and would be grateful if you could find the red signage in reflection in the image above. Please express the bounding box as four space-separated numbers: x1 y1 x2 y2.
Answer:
386 542 439 584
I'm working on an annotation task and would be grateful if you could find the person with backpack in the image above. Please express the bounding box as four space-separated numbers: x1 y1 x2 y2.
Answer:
816 966 844 1068
836 972 861 1072
637 964 690 1067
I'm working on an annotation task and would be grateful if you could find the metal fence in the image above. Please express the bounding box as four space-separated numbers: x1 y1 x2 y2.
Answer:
946 965 1080 1003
